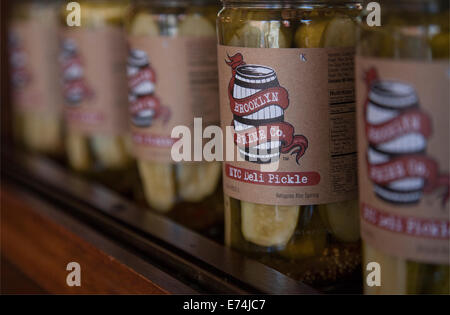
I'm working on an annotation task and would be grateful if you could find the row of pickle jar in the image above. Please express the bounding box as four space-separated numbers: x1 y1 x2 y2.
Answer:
8 0 449 294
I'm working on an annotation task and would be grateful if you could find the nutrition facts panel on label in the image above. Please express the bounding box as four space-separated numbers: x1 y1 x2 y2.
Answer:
328 49 357 195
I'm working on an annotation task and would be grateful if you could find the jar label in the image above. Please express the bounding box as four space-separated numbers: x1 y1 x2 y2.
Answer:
9 19 62 114
356 56 450 264
127 36 219 162
218 45 358 206
61 26 129 135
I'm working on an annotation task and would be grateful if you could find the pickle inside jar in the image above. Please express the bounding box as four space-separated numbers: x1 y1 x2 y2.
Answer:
177 162 221 203
138 160 176 213
66 131 92 172
241 201 300 247
22 113 62 155
226 10 293 48
91 135 130 169
129 12 159 36
321 16 357 47
295 18 330 48
318 200 360 243
282 206 328 259
179 13 215 36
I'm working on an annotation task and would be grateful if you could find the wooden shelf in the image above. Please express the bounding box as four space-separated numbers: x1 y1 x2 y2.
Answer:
1 149 317 294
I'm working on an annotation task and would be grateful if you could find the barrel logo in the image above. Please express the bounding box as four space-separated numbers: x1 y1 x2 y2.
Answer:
127 49 170 128
364 67 449 205
225 53 308 164
60 38 94 106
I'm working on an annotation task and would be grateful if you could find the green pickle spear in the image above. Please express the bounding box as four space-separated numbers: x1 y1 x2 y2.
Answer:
138 161 176 213
321 16 356 47
241 201 300 247
129 12 159 36
282 206 327 259
91 136 130 169
66 132 92 172
295 18 329 48
179 13 216 36
319 200 360 243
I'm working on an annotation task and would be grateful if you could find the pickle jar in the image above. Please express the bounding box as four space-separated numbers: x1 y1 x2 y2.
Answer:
9 0 64 157
217 0 362 287
126 0 223 231
60 0 134 193
356 0 449 294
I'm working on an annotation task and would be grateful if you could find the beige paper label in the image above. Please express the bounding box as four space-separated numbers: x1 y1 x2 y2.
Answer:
9 19 62 114
61 26 129 135
127 36 219 162
218 46 358 206
356 56 450 264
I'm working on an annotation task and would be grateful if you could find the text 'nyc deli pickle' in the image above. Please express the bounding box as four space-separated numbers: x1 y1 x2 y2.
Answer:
218 0 362 286
127 0 223 226
60 0 133 185
357 0 449 294
9 0 63 157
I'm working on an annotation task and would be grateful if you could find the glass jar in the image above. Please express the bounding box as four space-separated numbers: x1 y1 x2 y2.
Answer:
356 0 449 294
126 0 223 233
217 0 362 287
60 0 134 194
9 0 63 157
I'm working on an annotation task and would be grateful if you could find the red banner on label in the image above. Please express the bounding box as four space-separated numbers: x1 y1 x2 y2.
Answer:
128 67 156 90
366 109 432 145
230 87 289 116
129 95 160 114
225 164 320 187
65 110 104 125
368 155 438 188
61 57 83 73
361 203 450 240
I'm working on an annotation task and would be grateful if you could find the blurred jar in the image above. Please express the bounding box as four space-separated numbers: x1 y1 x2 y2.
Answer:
126 0 223 232
60 0 134 193
217 0 362 287
356 0 449 294
9 0 64 157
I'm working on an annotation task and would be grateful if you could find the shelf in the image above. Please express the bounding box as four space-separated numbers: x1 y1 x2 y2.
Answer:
2 149 318 294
